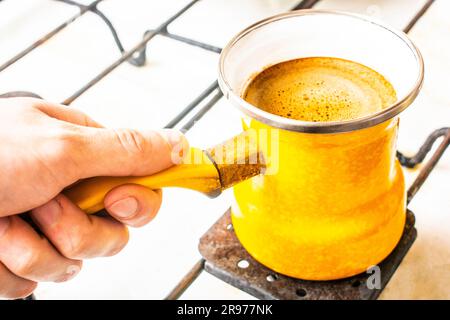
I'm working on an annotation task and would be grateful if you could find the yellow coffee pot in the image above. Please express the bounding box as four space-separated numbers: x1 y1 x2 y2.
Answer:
217 10 424 280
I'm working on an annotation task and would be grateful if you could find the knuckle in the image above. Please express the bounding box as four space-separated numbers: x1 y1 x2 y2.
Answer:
39 126 83 182
113 129 151 160
41 126 81 160
52 126 82 151
58 231 89 259
11 249 41 278
76 110 96 128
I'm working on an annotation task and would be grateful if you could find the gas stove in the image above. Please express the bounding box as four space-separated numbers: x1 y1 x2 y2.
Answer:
0 0 448 299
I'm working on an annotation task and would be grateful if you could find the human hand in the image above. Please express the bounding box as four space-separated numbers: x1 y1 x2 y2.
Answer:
0 97 186 299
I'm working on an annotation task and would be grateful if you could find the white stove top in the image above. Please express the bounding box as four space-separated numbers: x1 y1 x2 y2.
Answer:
0 0 448 299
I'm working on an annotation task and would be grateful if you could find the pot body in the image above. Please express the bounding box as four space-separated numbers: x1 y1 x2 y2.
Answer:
231 118 406 280
220 10 423 281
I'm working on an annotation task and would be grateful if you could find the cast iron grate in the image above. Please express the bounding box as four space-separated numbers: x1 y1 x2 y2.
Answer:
198 209 417 300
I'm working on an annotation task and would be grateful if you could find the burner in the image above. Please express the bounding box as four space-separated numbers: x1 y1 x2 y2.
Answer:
198 209 416 300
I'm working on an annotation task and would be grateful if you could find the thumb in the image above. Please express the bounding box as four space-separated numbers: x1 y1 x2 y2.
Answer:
70 127 188 179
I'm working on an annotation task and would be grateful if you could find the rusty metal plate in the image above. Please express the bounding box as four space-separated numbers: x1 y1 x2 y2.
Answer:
199 209 416 300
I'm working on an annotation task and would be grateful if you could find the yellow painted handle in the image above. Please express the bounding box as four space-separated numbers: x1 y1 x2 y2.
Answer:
64 148 220 214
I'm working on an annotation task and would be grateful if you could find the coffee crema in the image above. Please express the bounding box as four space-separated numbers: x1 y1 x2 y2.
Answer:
243 57 397 122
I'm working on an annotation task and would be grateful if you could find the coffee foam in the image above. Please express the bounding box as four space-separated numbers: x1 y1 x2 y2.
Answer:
243 57 397 122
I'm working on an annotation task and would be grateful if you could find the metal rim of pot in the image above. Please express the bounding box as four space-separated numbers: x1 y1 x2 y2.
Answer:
218 9 425 134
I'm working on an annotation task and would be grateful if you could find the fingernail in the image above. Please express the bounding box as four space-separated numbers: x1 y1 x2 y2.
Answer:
0 217 10 238
107 197 139 219
66 264 81 279
33 198 62 227
56 264 81 283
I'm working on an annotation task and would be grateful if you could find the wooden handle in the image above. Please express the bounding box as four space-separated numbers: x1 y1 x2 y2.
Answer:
64 148 220 214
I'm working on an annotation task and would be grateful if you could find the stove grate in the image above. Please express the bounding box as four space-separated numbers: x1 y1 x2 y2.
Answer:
197 209 417 300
